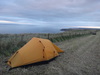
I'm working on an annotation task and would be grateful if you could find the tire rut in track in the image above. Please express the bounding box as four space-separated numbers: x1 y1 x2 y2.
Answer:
53 32 100 75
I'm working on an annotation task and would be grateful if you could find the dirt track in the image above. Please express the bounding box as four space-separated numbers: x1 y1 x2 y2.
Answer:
0 32 100 75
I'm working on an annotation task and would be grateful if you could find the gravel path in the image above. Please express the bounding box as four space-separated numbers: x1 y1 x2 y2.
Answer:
0 32 100 75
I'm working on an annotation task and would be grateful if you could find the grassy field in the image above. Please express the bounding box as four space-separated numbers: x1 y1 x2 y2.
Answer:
0 29 93 56
0 29 100 75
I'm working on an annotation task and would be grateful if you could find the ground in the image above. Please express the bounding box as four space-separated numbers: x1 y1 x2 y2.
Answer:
0 32 100 75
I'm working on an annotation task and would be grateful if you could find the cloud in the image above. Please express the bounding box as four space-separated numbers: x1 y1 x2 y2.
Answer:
69 26 100 29
0 16 48 26
0 20 33 25
1 0 100 19
0 0 100 30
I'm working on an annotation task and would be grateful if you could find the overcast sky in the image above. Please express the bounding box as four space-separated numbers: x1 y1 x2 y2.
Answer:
0 0 100 32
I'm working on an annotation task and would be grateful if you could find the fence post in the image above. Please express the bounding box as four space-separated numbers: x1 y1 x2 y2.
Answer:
48 33 50 39
21 34 24 41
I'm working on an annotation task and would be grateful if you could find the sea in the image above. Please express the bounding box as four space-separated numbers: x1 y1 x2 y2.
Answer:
0 25 62 34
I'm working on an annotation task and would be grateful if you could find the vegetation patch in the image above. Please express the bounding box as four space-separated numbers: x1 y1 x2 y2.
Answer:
0 29 98 56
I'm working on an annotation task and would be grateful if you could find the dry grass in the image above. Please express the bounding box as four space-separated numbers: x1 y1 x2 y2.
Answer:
0 29 92 56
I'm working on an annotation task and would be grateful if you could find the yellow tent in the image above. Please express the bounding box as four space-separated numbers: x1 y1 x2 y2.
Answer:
7 37 64 68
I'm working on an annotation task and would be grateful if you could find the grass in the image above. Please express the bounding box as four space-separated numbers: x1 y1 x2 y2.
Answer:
0 29 97 56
